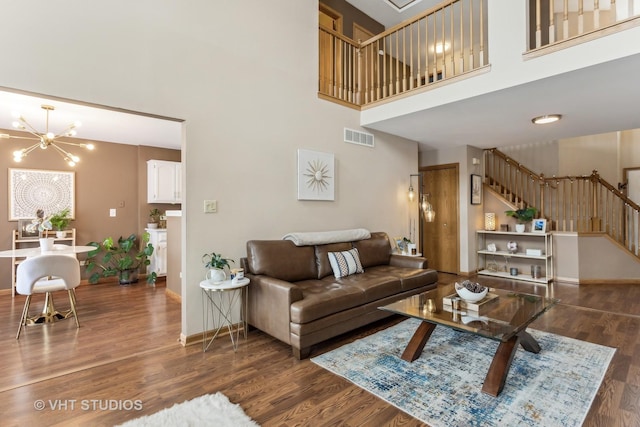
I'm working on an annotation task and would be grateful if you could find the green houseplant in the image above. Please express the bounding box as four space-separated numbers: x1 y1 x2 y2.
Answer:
86 232 156 285
147 208 162 229
202 252 234 282
505 207 537 232
505 207 537 223
49 208 71 237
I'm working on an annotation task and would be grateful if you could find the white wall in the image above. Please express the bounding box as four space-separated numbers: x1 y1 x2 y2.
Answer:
0 1 419 338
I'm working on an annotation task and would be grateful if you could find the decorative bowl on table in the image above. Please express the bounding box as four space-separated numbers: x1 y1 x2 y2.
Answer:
455 280 488 303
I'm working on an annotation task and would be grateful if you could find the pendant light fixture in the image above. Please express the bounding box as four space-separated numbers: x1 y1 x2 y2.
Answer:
1 104 94 166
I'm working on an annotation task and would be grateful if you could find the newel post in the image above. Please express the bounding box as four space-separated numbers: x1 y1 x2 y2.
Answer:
590 170 601 232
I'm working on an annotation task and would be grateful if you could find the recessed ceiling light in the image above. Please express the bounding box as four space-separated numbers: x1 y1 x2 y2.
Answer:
532 114 562 124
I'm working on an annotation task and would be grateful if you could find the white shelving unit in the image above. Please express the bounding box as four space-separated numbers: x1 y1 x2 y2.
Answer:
11 228 76 297
476 230 553 284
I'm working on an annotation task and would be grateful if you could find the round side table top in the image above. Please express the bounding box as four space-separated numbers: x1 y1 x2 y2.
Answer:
199 277 249 291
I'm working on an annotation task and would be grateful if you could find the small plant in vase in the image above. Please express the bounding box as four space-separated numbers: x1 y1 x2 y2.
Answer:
147 208 162 229
49 208 71 238
202 252 234 283
26 209 54 250
505 207 537 232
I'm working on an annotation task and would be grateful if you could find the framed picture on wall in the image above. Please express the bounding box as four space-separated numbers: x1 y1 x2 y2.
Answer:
297 149 335 201
471 174 482 205
8 168 75 220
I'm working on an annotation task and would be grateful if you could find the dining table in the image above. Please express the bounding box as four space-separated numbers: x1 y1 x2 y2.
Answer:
0 244 97 324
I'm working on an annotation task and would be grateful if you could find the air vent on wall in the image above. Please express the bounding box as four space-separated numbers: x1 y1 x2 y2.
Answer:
344 128 374 148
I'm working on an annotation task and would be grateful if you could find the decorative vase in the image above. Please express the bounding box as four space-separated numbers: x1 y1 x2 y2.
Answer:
56 230 67 239
147 223 158 229
515 223 526 233
205 268 226 284
39 237 55 252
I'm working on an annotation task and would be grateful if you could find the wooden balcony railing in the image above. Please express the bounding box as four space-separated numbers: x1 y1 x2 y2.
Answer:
484 148 640 257
529 0 640 51
319 0 489 107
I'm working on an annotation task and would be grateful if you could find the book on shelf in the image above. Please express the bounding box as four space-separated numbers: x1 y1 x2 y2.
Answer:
442 292 499 313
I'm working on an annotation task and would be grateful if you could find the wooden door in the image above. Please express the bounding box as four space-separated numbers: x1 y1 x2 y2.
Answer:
319 5 343 95
421 164 459 274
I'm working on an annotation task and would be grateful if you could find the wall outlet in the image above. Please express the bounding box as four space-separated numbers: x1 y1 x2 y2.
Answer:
204 200 217 213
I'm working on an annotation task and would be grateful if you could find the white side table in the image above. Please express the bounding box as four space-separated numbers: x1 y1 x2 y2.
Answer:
200 277 250 352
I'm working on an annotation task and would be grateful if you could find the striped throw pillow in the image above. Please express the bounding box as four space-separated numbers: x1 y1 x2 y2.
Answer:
327 248 364 279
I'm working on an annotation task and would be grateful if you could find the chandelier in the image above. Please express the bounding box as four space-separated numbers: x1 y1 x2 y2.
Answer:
0 104 94 166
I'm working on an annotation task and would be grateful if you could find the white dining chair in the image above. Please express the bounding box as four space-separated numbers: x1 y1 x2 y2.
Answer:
15 254 81 339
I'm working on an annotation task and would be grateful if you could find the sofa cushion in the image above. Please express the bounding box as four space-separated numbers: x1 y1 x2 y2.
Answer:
315 242 353 279
290 280 366 324
327 248 364 278
366 265 439 291
353 232 391 268
330 270 402 302
246 240 317 282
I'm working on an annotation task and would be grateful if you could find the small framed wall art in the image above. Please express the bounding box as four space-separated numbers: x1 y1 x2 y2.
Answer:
470 174 482 205
297 149 335 201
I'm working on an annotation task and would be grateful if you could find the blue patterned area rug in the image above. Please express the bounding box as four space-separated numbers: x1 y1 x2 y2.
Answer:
312 319 615 427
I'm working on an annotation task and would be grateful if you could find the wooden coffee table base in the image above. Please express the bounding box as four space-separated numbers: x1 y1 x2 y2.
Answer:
401 321 541 397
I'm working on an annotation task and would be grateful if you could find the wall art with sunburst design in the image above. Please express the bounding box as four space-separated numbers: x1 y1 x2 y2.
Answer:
297 149 335 201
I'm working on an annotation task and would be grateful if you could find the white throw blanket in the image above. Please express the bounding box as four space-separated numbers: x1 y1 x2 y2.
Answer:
283 228 371 246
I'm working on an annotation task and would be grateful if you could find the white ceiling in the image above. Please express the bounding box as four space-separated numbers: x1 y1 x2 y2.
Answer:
0 89 182 150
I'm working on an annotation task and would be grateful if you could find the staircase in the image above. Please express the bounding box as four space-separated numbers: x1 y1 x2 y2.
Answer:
484 148 640 259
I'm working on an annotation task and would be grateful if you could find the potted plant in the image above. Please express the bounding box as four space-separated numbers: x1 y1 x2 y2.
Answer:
202 252 234 283
86 232 157 285
147 208 162 229
49 208 71 238
505 207 537 232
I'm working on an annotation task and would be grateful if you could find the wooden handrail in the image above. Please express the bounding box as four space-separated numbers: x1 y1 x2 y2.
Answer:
318 0 488 107
485 148 640 258
529 0 640 51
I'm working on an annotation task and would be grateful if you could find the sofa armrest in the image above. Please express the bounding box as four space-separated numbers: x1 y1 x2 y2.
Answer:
389 254 428 269
247 275 303 344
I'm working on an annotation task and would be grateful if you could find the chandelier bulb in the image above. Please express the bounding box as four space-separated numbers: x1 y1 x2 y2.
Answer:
70 155 80 163
86 143 95 150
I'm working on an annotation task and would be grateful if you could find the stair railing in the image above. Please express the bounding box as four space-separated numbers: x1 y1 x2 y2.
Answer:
484 148 640 257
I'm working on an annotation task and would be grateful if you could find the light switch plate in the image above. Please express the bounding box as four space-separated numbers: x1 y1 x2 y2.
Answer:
109 208 116 217
204 200 217 213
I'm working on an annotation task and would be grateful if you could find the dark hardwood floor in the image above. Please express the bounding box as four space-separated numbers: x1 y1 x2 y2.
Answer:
1 274 639 426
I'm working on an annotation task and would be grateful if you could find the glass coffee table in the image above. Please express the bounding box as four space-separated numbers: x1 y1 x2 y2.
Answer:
380 285 558 396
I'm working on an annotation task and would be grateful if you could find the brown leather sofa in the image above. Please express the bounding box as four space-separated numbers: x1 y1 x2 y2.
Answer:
241 232 438 359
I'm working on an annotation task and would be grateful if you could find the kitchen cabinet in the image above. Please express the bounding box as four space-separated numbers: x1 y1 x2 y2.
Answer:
147 160 181 204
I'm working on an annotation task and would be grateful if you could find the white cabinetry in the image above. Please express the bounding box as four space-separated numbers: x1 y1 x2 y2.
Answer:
147 160 181 204
146 228 167 277
476 230 553 284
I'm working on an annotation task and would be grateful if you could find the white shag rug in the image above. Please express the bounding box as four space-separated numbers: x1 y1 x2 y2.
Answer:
117 392 259 427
